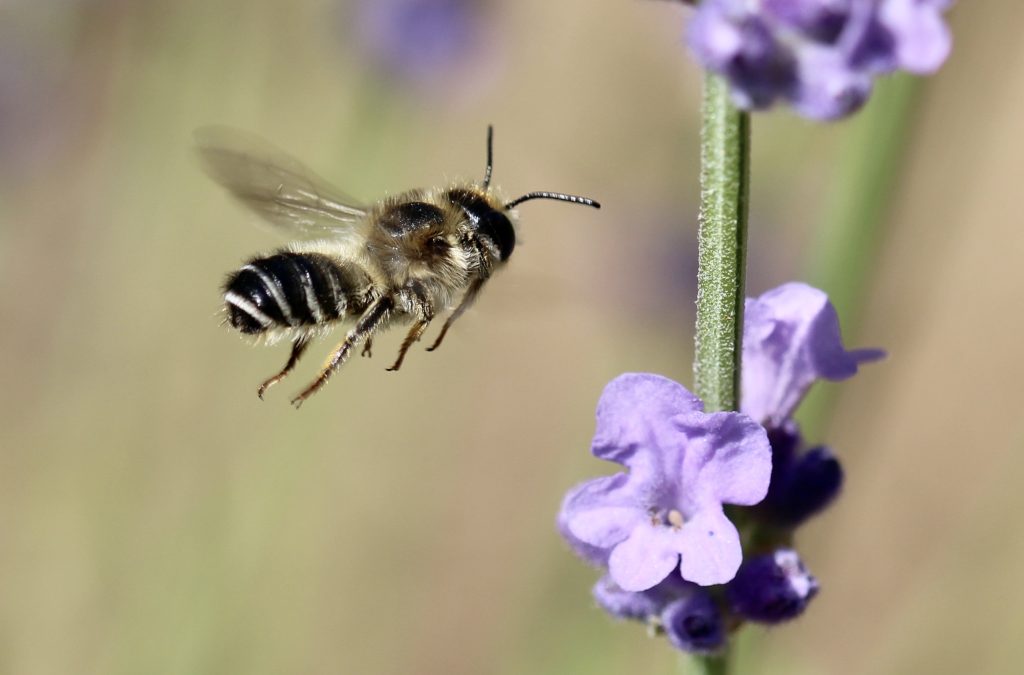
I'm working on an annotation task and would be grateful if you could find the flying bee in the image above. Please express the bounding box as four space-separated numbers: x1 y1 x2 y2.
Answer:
198 126 600 407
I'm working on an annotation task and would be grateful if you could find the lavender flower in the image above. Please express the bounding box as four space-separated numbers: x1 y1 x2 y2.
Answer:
686 0 954 119
560 283 881 655
742 282 884 428
560 374 772 589
727 549 818 623
351 0 490 87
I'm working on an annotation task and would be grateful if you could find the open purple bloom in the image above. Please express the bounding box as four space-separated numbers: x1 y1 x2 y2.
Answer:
560 374 771 589
686 0 953 120
742 282 884 428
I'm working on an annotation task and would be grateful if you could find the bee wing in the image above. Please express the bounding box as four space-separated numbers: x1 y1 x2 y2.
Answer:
195 126 368 240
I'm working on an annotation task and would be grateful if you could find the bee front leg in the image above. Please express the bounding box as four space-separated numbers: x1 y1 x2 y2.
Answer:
426 277 486 353
386 319 431 372
257 334 312 400
290 296 394 408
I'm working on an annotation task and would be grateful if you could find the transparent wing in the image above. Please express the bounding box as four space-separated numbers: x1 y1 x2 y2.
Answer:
195 126 368 239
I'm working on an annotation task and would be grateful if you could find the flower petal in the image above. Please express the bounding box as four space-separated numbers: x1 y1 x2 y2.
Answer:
678 508 743 586
591 373 702 470
560 474 643 550
557 499 611 567
675 410 772 507
742 282 884 426
880 0 952 73
792 47 873 121
592 575 665 621
608 523 680 592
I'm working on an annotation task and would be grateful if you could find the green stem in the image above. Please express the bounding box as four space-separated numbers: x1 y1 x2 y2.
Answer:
687 653 730 675
797 74 920 437
690 74 750 675
808 73 919 328
694 75 751 414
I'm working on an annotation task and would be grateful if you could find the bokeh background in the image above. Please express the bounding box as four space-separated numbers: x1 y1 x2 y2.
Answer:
1 1 1020 674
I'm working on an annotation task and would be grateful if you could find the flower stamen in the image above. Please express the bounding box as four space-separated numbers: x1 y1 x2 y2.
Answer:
667 509 686 530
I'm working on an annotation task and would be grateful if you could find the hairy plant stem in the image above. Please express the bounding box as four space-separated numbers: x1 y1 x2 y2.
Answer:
694 75 750 415
688 653 730 675
690 75 750 675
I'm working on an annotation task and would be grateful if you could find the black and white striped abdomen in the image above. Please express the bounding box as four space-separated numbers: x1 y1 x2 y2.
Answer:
223 252 372 335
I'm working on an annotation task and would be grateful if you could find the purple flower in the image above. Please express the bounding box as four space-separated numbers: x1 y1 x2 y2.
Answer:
559 374 772 589
686 0 953 120
351 0 491 87
727 549 818 623
742 282 884 428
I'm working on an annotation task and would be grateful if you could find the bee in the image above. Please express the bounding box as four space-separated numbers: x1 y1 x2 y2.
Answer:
198 126 600 407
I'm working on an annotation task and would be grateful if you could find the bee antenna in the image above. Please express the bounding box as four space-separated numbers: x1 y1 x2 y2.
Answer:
481 125 494 190
504 191 601 210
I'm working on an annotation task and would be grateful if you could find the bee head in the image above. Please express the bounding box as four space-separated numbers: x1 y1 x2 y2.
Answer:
476 209 516 262
451 126 603 263
478 126 600 259
445 187 517 262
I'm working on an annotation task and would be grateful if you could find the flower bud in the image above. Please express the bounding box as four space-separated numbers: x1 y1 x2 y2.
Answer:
727 549 818 623
661 590 725 654
764 446 843 526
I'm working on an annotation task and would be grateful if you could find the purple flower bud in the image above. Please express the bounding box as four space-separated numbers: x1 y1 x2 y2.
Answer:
767 421 802 467
727 550 818 623
661 590 726 654
763 445 844 527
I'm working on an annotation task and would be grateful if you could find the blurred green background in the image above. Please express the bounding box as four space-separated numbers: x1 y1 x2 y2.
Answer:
1 1 1021 674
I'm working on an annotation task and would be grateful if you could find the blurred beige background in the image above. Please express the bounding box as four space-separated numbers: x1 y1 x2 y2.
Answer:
0 1 1020 674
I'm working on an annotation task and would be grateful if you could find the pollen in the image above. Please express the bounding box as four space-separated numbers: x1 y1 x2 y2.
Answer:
668 509 685 530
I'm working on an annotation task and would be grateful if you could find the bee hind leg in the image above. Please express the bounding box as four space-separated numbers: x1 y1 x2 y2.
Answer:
290 296 394 408
257 334 312 400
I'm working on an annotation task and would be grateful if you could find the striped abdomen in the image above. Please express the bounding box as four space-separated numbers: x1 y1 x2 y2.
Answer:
223 252 372 335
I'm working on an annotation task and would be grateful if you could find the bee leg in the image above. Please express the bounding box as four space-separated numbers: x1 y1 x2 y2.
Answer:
426 277 486 352
361 338 374 358
257 334 311 400
387 283 434 372
290 297 394 408
386 320 431 372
